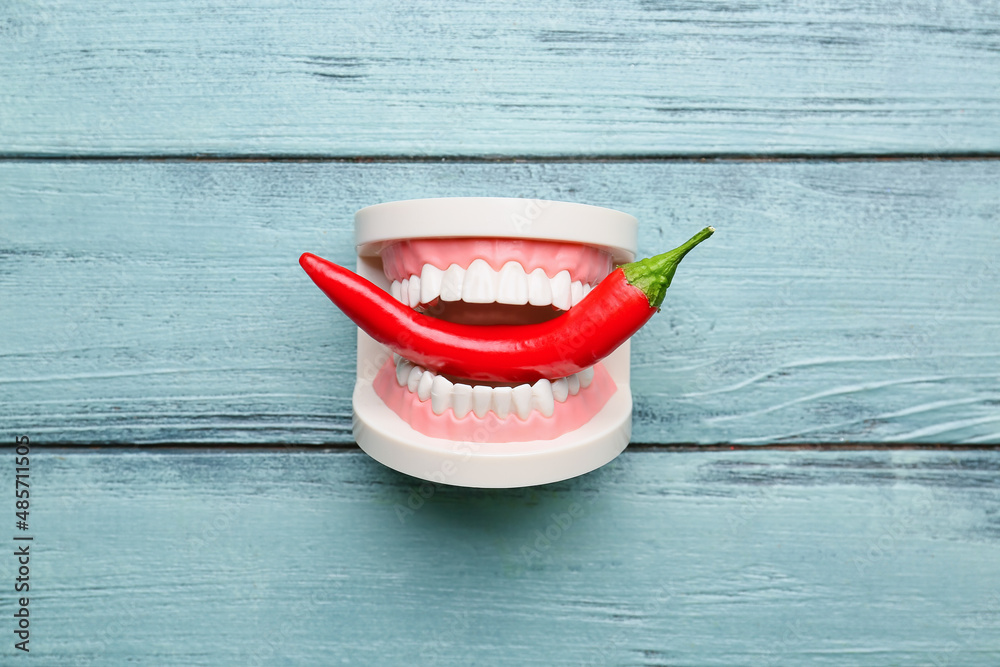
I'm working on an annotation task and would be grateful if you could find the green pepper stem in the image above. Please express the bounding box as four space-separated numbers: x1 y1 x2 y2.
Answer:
621 226 714 309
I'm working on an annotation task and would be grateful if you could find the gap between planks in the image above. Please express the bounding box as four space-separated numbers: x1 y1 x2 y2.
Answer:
1 152 1000 163
20 443 1000 453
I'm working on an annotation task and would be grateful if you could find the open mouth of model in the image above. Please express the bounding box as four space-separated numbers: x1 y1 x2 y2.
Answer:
369 237 618 442
301 198 711 486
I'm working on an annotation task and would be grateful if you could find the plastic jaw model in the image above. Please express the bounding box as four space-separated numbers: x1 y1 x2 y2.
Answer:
348 197 637 488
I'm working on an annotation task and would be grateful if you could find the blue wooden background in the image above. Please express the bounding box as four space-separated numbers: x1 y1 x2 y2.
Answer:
1 1 999 664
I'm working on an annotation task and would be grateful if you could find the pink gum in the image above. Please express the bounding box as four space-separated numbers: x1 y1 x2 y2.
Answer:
380 238 614 284
372 360 617 443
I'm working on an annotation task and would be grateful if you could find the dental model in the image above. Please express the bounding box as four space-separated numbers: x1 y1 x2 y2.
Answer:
300 198 712 488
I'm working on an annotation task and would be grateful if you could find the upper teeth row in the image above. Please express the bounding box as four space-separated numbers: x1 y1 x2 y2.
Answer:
389 261 594 310
394 356 595 420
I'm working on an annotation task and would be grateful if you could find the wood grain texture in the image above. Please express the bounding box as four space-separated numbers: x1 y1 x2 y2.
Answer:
1 159 997 445
2 447 997 665
1 0 999 156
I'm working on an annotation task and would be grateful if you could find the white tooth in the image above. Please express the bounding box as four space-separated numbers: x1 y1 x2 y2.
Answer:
579 366 595 388
496 261 528 305
570 281 585 307
551 377 569 403
407 275 421 307
471 385 492 418
527 268 552 306
390 280 402 303
452 383 473 419
440 264 465 302
395 357 412 386
430 375 453 415
512 384 533 420
407 365 424 393
420 264 443 304
531 379 555 418
417 370 434 401
551 270 572 310
583 284 593 297
492 386 513 419
400 278 409 306
462 259 497 304
567 373 581 396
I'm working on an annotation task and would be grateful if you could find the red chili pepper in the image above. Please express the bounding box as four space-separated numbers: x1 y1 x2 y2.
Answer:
300 227 713 383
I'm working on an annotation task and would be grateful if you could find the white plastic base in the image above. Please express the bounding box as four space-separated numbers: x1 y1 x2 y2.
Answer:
353 375 632 488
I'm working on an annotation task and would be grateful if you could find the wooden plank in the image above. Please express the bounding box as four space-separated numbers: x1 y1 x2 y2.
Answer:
1 0 999 156
5 447 998 664
1 160 998 445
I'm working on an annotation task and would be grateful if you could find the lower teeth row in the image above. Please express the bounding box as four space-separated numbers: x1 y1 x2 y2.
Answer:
394 356 594 420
